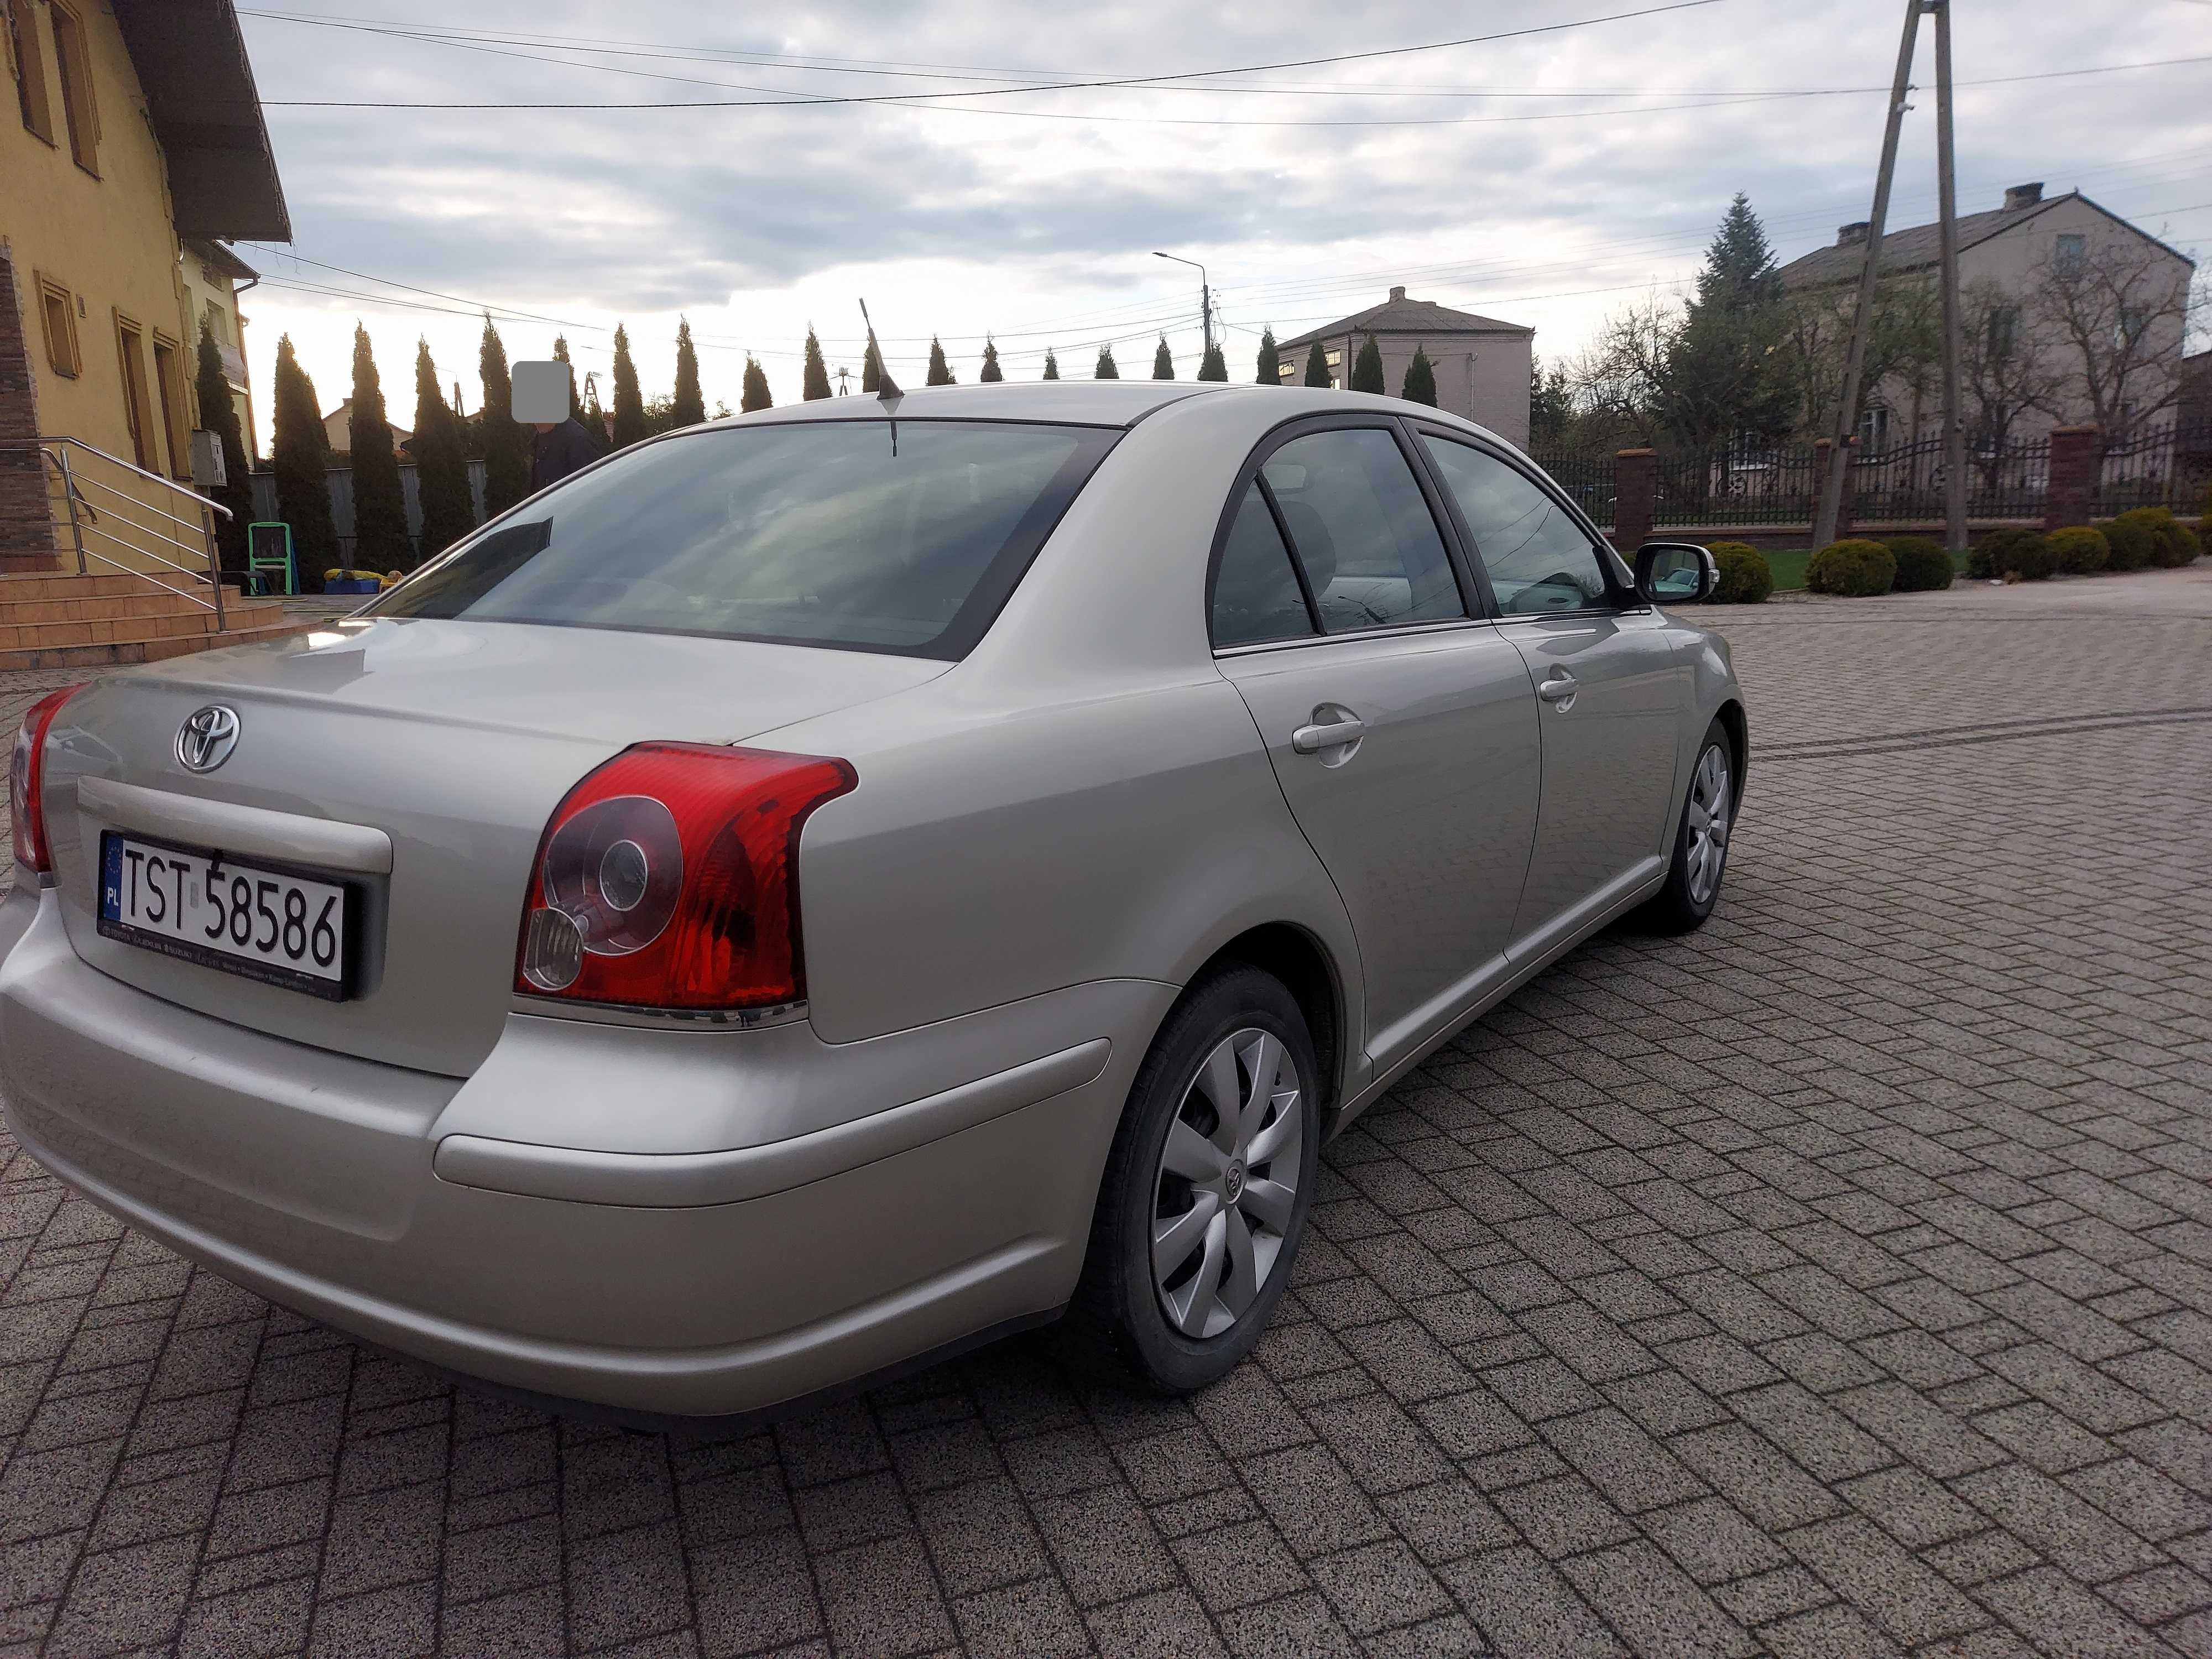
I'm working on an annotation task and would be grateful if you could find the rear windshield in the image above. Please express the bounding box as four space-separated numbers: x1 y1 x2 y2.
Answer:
372 419 1119 658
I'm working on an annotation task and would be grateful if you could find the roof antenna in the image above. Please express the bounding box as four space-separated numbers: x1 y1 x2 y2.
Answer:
859 299 901 456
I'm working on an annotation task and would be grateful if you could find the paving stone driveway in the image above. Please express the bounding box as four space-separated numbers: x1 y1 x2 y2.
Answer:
4 568 2211 1658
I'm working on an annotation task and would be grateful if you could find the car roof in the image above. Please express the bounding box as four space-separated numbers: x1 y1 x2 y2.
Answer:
698 380 1512 446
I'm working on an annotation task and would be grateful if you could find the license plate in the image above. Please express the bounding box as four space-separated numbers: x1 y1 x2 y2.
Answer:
97 832 355 1000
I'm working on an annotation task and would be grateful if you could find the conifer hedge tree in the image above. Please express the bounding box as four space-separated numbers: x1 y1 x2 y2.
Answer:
477 317 529 518
802 330 832 400
1303 341 1331 388
1401 345 1438 406
860 340 882 394
1094 345 1119 380
1152 337 1174 379
979 340 1003 382
270 335 338 586
1255 327 1281 385
609 325 648 450
552 335 580 418
740 356 772 412
671 319 706 428
411 340 477 563
192 322 252 577
926 337 954 386
347 324 411 570
1350 335 1385 394
1041 349 1060 381
1197 343 1228 382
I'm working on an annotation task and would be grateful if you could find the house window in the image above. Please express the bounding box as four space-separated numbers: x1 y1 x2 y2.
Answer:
114 314 154 470
1324 349 1342 369
45 0 95 174
2054 233 2084 272
36 274 79 376
1856 403 1891 451
2116 306 2147 351
8 0 55 143
1987 305 2018 360
152 335 188 478
202 299 230 347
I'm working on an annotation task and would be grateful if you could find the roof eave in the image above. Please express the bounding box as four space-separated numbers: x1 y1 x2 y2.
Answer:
114 0 291 243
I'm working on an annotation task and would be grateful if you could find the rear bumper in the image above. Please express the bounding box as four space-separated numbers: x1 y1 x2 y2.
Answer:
0 886 1168 1416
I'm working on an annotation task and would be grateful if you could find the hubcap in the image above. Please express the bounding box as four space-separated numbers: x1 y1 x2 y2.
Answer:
1151 1027 1304 1340
1685 742 1732 905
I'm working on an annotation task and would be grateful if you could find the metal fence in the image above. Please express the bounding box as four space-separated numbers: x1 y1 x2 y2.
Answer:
248 460 489 568
2095 416 2212 516
1530 420 2212 531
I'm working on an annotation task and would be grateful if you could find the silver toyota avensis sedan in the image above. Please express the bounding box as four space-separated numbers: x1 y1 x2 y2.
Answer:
1 382 1744 1419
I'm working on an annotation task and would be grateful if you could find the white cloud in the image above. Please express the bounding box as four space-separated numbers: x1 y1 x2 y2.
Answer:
233 0 2212 439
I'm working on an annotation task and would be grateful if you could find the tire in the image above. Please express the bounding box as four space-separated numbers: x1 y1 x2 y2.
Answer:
1636 717 1736 935
1060 965 1321 1393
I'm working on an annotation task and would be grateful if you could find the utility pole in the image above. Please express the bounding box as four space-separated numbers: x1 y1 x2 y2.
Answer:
1932 0 1966 556
1812 0 1924 551
1154 251 1213 358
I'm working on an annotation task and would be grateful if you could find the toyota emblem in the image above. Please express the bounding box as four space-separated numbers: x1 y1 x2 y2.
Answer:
175 705 240 774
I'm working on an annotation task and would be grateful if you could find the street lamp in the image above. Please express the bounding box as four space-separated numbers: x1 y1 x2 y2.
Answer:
1154 251 1213 358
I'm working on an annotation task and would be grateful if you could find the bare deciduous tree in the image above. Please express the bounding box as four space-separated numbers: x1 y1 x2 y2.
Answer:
1957 279 2065 486
2031 236 2192 444
1776 276 1940 445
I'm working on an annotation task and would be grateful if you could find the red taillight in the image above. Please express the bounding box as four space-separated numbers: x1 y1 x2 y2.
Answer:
10 685 85 878
514 743 855 1011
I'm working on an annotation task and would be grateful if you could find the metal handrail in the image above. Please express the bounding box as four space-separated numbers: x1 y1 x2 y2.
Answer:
12 436 230 631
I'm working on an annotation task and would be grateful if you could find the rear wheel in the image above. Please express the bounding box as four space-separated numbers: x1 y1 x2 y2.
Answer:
1637 717 1735 933
1061 966 1319 1392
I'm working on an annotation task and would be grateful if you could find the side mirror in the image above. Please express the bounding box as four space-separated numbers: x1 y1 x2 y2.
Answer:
1634 541 1717 604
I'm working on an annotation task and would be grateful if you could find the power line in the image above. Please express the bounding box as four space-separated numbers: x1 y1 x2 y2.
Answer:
255 0 1730 107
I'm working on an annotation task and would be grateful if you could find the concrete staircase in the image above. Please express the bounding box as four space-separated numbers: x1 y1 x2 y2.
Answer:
0 571 312 670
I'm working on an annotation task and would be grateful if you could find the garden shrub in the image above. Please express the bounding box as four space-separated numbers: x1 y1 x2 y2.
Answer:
1885 536 1955 592
1705 540 1773 604
2111 506 2198 569
1806 538 1896 597
2101 514 2155 571
1968 528 2053 581
2046 525 2109 575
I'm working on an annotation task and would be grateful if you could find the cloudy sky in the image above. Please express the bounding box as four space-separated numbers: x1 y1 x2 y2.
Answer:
228 0 2211 437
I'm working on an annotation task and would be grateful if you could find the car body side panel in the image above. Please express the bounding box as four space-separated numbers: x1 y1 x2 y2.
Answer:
1501 608 1687 944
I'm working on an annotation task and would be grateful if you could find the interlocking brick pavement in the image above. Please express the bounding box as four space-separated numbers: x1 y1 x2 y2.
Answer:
4 568 2211 1657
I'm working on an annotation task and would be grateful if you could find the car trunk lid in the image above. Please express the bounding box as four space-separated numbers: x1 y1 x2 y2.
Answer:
39 618 944 1077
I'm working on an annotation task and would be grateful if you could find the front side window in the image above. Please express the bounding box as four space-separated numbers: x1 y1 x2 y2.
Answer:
2054 233 2085 271
1418 435 1612 615
374 420 1117 659
1260 427 1463 633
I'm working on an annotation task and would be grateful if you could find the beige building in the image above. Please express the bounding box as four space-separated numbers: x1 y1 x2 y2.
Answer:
1777 183 2195 447
1275 289 1535 446
178 236 261 461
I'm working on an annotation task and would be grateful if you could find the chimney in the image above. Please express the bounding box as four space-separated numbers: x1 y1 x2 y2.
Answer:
2002 182 2044 211
1389 285 1406 301
1836 221 1870 248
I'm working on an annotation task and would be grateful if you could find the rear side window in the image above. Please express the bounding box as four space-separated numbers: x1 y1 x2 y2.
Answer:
1418 436 1613 614
1212 483 1315 646
374 420 1118 658
1260 429 1463 632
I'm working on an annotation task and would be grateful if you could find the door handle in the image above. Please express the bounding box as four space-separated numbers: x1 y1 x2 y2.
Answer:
1537 671 1578 705
1291 716 1366 754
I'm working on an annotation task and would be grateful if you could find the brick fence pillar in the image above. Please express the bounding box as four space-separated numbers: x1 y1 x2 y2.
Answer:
1613 448 1655 552
2044 425 2100 531
0 249 60 571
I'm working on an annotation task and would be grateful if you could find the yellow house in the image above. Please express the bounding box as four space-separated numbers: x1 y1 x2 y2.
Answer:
179 235 261 462
1 0 288 576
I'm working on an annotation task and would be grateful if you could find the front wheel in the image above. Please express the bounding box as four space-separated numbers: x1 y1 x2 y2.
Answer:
1637 718 1736 933
1060 966 1320 1393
